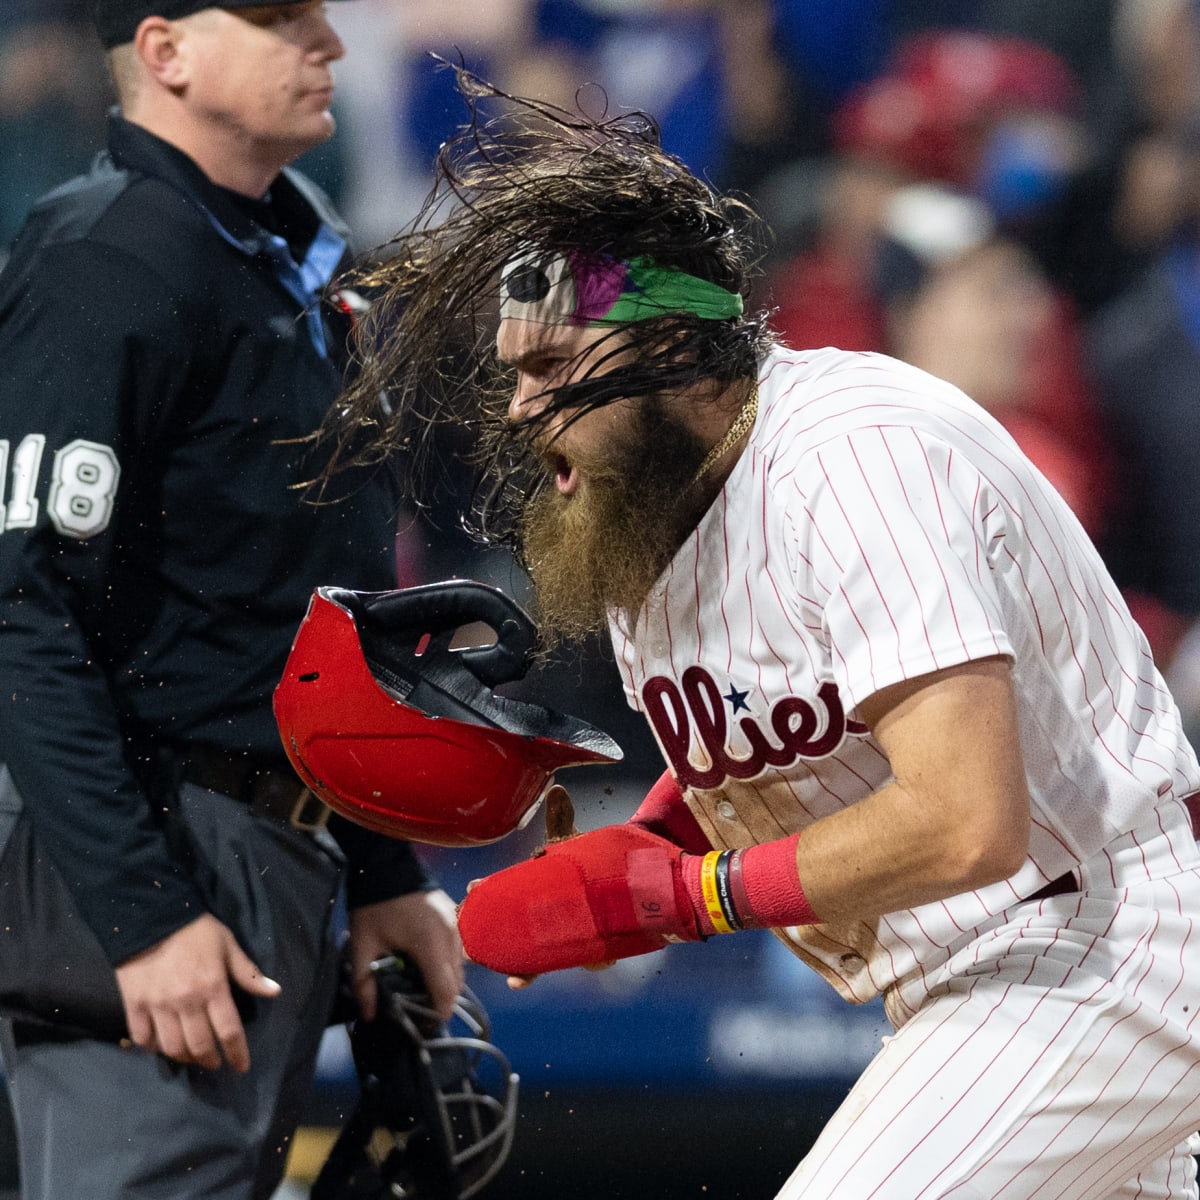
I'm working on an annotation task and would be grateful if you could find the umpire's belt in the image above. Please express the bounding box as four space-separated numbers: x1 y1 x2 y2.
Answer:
179 746 330 832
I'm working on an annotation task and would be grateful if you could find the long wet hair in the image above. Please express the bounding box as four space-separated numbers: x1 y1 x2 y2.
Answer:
319 62 775 549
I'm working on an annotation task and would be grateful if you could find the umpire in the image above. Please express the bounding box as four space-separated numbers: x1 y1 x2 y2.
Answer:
0 2 463 1197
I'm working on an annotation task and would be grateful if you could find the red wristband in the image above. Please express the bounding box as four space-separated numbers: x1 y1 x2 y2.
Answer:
682 832 816 934
733 833 816 928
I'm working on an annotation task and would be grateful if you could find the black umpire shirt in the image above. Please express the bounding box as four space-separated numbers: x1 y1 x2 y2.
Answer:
0 115 427 966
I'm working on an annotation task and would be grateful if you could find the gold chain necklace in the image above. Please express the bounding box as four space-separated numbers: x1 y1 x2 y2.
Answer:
693 383 758 483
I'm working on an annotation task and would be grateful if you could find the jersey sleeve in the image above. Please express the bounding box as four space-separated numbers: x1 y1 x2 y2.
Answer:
792 423 1014 714
0 237 208 964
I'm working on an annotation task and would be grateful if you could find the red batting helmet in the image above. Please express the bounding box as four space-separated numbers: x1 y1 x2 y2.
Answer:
273 582 622 846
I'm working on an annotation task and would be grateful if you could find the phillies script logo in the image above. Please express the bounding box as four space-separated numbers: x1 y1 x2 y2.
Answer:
643 667 868 789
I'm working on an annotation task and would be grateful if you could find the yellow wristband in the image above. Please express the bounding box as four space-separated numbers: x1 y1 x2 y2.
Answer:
700 851 735 934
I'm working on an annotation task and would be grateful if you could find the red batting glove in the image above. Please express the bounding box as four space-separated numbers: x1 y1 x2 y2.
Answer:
458 824 703 977
457 826 818 977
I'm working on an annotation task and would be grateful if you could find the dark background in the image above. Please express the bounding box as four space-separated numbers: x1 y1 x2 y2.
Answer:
311 1085 851 1199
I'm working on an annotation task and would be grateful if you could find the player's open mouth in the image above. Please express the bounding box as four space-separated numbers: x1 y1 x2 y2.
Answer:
553 454 578 497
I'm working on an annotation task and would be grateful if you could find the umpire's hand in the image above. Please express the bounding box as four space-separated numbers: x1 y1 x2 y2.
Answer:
346 888 463 1024
114 913 281 1073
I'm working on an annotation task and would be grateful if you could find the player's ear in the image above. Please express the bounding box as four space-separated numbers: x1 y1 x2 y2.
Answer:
132 16 189 91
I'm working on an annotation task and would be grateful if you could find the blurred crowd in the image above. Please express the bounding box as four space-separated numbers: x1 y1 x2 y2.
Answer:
7 0 1200 750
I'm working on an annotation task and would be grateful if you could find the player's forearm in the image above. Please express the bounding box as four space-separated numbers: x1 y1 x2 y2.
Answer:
794 776 1030 923
677 767 1027 935
794 656 1032 921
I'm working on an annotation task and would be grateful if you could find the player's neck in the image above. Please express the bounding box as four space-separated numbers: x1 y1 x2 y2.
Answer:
690 377 759 490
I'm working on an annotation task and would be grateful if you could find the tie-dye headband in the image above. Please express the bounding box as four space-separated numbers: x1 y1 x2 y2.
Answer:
499 250 744 326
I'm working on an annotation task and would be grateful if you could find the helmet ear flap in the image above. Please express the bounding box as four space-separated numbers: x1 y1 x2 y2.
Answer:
272 582 622 846
312 955 519 1200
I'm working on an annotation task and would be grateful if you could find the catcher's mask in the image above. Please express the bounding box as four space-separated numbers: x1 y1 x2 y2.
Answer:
273 580 622 845
312 955 519 1200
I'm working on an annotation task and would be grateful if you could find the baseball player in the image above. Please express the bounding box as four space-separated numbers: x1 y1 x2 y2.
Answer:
324 72 1200 1198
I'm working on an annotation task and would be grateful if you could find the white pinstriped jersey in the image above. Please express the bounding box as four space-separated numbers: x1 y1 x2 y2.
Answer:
610 345 1200 1014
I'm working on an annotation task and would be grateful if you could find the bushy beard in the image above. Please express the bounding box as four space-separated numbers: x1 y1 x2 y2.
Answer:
518 400 710 645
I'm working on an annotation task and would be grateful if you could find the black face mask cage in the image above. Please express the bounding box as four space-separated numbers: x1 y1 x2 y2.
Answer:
312 956 520 1200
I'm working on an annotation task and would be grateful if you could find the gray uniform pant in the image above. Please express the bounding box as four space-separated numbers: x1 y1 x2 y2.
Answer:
0 782 344 1200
